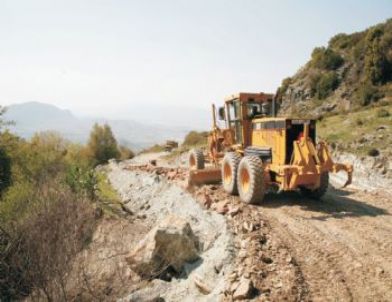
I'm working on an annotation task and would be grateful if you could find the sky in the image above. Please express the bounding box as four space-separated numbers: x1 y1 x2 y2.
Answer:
1 0 391 121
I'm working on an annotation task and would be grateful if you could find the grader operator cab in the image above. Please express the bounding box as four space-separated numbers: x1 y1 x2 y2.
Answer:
188 92 353 204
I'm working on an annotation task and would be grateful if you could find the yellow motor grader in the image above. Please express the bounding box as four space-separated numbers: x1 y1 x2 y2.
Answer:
188 92 353 204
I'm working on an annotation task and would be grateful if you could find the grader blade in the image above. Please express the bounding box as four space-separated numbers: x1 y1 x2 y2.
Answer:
188 168 221 186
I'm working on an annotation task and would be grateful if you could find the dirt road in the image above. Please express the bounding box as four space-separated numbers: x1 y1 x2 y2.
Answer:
260 187 392 301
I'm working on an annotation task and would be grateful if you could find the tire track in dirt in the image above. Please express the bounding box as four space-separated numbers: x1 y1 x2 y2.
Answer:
260 189 392 302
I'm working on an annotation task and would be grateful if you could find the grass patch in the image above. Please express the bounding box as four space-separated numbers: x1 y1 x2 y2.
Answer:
95 172 123 216
317 104 392 156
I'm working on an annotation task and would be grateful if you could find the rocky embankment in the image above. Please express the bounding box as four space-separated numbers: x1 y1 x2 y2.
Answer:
65 150 392 301
331 151 392 192
102 157 306 301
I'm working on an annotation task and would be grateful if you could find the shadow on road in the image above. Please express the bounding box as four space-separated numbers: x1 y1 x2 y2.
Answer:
260 188 389 221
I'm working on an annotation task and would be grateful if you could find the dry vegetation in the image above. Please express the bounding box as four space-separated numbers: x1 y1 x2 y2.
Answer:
0 108 131 301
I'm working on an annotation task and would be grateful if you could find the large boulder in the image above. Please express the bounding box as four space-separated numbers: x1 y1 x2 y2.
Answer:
125 215 200 279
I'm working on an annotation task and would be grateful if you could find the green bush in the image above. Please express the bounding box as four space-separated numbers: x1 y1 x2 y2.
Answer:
315 72 340 99
65 165 97 199
87 123 120 165
276 77 292 98
182 131 208 147
309 72 322 96
358 82 380 106
0 181 34 224
119 145 135 160
141 143 166 154
329 32 364 50
311 47 344 70
365 26 391 84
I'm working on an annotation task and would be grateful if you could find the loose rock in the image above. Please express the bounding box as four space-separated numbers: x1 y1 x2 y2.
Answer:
125 215 200 279
233 278 254 300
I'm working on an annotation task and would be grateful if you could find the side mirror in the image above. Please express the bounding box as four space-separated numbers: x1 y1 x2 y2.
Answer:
218 107 225 121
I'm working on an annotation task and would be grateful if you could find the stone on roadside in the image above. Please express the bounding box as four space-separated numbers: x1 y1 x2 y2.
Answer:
212 200 229 214
125 215 200 279
202 193 213 209
233 278 254 300
194 274 212 294
228 205 241 217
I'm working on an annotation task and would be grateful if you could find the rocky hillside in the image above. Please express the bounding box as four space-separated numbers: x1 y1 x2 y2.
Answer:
276 19 392 175
277 19 392 117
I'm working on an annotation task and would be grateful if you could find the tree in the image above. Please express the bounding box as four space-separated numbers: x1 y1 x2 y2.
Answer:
87 123 120 165
311 47 344 70
365 26 391 84
315 72 340 99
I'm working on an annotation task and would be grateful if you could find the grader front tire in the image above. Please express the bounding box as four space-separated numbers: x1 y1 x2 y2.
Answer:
189 149 205 170
222 152 241 195
237 156 265 204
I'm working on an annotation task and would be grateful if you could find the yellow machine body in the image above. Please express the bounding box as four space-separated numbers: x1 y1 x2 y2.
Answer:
188 92 353 191
250 117 353 190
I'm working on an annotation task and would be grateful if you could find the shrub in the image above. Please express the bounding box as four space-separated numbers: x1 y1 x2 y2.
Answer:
141 144 166 154
0 182 96 301
365 26 391 84
87 124 120 165
0 182 35 224
315 72 340 99
276 77 292 98
182 131 208 147
376 108 390 118
65 165 97 199
28 131 68 183
358 82 380 106
309 72 322 96
311 47 344 70
119 145 135 160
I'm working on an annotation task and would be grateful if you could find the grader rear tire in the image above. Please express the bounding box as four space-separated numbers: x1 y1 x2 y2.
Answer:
189 149 205 170
222 152 241 195
300 172 329 199
237 156 265 204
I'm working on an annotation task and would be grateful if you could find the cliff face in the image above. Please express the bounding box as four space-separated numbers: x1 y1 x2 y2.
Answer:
277 19 392 118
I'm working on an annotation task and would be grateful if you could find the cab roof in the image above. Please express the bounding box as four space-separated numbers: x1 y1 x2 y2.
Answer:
252 117 316 123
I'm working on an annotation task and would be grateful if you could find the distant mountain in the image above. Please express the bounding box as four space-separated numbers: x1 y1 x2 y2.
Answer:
4 102 194 151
